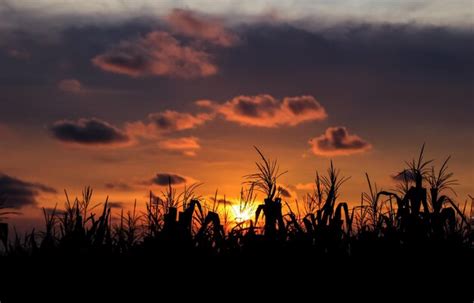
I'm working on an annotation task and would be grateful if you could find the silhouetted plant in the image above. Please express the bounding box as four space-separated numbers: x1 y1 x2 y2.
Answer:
0 196 20 252
247 147 287 239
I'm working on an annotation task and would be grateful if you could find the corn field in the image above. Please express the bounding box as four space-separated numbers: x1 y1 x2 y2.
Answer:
0 146 472 259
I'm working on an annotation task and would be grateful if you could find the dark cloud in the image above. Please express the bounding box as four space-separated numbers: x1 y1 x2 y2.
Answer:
151 173 188 186
108 201 124 209
391 169 417 182
309 126 372 156
0 173 57 208
50 118 130 146
278 186 292 198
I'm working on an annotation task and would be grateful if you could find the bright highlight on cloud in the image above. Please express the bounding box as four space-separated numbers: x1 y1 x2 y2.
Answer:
92 31 218 79
167 9 238 47
158 136 201 157
125 110 213 140
49 93 328 154
201 94 327 127
91 9 239 79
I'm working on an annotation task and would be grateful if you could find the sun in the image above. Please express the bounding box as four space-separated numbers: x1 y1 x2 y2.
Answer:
231 205 254 224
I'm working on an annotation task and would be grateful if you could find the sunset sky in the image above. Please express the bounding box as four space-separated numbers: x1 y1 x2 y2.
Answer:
0 0 472 231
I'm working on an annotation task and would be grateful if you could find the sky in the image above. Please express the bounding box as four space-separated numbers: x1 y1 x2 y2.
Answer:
0 0 473 231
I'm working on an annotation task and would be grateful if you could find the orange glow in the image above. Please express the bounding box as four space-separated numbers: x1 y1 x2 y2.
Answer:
231 204 256 224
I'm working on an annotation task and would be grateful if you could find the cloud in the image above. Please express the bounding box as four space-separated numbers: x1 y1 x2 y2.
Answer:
150 173 189 186
277 184 297 199
50 118 131 146
149 110 212 132
6 48 30 60
105 182 134 191
158 136 200 156
391 169 416 182
203 95 327 127
108 201 124 209
194 99 214 107
43 207 65 216
126 110 213 138
92 31 217 78
58 79 82 93
296 183 314 190
309 126 372 156
0 1 468 34
0 173 57 208
278 186 292 198
167 9 238 47
216 198 233 206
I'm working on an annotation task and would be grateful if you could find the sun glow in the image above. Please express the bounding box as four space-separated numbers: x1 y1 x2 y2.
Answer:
231 204 254 224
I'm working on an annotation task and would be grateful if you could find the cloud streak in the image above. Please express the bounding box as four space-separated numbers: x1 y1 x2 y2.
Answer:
58 79 82 93
150 173 189 186
295 183 314 191
158 136 200 156
105 181 134 191
309 126 372 156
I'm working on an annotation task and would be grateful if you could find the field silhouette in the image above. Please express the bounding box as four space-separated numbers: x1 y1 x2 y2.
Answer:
0 145 471 261
0 145 472 302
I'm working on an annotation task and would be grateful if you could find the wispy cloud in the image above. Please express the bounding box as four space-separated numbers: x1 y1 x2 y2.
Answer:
295 182 314 190
6 48 30 60
158 136 201 156
105 181 134 191
58 78 82 93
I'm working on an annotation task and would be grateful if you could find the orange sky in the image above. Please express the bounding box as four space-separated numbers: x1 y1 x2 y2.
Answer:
0 4 472 232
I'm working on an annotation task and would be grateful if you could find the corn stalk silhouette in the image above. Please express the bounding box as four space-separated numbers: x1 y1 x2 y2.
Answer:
245 147 287 239
377 145 469 241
